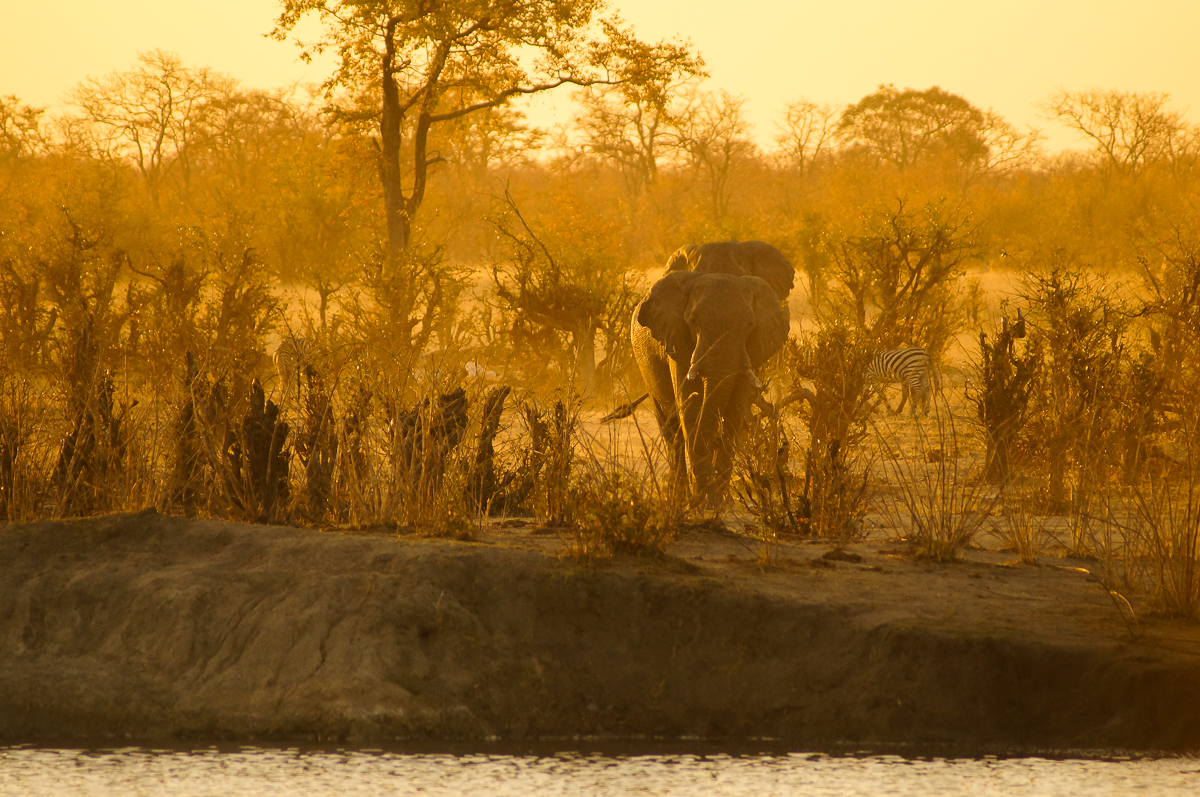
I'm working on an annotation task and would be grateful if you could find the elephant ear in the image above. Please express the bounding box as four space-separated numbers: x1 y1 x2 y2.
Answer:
741 241 795 302
744 275 790 369
664 244 699 273
637 271 696 361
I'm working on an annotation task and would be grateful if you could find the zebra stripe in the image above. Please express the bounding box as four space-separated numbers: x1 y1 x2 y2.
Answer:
273 336 312 395
866 347 935 416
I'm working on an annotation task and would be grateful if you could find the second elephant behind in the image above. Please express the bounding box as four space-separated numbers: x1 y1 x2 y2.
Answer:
665 240 795 302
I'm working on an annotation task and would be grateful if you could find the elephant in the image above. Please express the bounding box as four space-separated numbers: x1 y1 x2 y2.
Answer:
632 269 791 505
665 240 795 302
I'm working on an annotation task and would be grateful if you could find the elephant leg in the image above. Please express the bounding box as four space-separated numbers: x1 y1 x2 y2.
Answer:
652 396 689 498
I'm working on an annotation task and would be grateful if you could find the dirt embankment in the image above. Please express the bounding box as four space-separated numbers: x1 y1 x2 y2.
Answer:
2 510 1199 752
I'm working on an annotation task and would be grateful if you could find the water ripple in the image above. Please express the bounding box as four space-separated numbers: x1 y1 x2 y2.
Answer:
1 746 1197 796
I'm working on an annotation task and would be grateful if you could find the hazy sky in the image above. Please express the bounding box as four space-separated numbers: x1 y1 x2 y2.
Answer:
4 0 1199 151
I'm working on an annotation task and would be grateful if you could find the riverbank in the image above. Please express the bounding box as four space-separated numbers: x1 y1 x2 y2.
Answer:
2 510 1199 751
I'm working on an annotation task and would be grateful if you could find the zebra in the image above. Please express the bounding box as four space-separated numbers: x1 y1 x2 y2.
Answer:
273 335 313 406
865 347 937 416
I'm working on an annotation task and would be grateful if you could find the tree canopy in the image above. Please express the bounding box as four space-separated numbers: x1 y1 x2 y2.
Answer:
271 0 702 260
837 84 991 169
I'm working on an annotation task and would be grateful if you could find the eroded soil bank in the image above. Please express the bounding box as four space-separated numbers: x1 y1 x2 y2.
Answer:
2 510 1199 752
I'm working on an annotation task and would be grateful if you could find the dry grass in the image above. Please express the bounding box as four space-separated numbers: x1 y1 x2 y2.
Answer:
871 388 1002 561
994 495 1052 564
3 278 1200 627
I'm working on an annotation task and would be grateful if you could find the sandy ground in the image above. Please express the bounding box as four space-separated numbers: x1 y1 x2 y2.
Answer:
2 509 1199 752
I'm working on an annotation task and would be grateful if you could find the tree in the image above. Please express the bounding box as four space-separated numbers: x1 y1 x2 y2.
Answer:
837 84 989 170
571 61 703 198
0 96 46 202
191 85 309 190
488 187 641 394
774 99 838 178
672 87 756 221
271 1 699 263
0 96 45 162
437 104 544 177
1042 90 1194 174
68 50 230 208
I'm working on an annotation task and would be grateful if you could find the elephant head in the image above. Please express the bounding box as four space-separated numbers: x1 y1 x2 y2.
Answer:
632 270 790 504
664 240 795 302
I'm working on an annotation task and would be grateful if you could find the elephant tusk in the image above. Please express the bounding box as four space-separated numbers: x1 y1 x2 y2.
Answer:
747 370 763 390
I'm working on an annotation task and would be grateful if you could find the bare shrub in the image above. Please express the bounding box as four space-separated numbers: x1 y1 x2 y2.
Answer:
971 305 1037 485
814 197 980 358
1019 262 1128 554
733 410 801 537
784 327 874 540
568 470 679 559
487 189 642 397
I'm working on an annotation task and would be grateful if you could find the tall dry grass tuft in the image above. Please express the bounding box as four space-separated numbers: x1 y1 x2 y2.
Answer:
994 495 1051 564
566 399 682 559
0 362 44 521
295 362 339 522
50 316 144 518
389 386 471 529
876 394 1002 561
1115 420 1200 618
1129 478 1200 617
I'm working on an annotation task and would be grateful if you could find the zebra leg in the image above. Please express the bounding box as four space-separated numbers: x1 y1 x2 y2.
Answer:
871 384 893 414
893 383 908 415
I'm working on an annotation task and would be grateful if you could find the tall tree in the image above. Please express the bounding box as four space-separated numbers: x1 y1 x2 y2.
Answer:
837 84 989 170
0 96 46 202
672 87 755 220
1042 89 1195 174
0 96 45 162
774 99 838 178
272 1 699 264
572 65 703 199
68 51 230 208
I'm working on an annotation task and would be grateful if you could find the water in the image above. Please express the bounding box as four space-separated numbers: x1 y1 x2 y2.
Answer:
1 745 1197 796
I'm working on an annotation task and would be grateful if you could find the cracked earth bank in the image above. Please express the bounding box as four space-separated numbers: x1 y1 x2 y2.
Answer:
2 509 1199 752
